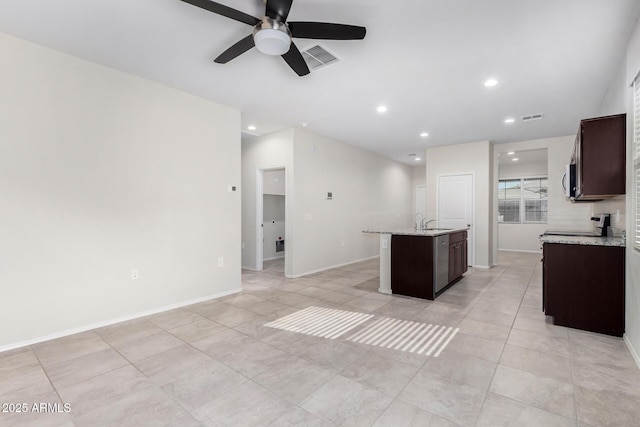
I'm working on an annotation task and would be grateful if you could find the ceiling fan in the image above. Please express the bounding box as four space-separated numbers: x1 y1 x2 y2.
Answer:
180 0 366 76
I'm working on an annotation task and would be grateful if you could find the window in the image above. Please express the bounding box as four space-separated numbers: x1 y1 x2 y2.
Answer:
498 179 521 223
635 76 640 249
523 178 548 222
498 177 547 223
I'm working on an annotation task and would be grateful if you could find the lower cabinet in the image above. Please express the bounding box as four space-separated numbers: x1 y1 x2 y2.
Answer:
449 231 468 283
390 231 469 301
543 242 624 336
391 234 434 299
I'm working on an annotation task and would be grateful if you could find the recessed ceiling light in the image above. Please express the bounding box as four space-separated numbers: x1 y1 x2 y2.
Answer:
504 118 515 124
415 157 421 161
247 125 256 131
301 122 309 127
420 132 429 138
508 151 515 155
377 105 387 113
484 78 498 87
512 158 519 162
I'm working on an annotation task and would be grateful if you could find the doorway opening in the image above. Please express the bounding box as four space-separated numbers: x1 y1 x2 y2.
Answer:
256 167 286 275
496 149 548 253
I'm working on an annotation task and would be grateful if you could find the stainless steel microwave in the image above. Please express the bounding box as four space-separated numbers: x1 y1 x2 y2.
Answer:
562 164 576 198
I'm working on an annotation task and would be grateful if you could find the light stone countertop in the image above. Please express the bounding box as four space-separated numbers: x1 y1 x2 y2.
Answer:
539 234 625 247
362 227 469 237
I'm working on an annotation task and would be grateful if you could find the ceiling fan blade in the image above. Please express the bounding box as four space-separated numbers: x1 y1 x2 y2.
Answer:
180 0 260 26
288 22 366 40
214 34 255 63
281 42 310 76
265 0 293 21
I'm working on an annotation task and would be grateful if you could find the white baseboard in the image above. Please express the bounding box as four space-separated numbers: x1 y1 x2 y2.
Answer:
241 266 259 272
0 287 241 354
286 255 380 279
624 334 640 371
473 265 492 270
263 255 285 261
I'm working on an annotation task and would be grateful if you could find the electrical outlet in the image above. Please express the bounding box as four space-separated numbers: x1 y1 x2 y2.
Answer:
242 241 245 249
217 257 224 267
340 240 345 247
381 239 388 249
131 269 139 280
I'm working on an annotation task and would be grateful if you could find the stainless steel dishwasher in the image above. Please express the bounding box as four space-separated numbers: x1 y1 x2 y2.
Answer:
433 234 450 293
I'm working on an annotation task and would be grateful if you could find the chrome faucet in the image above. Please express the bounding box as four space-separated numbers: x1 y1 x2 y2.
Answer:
421 219 436 230
414 213 424 230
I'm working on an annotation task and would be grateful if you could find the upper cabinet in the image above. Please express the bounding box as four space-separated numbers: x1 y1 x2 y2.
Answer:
574 114 626 200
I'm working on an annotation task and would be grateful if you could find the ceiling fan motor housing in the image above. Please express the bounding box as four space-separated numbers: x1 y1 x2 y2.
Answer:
253 17 292 56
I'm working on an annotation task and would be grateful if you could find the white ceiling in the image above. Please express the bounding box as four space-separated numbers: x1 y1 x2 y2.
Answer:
1 0 638 165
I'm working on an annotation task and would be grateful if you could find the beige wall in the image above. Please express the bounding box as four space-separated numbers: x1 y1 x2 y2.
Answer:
426 140 492 267
0 33 241 350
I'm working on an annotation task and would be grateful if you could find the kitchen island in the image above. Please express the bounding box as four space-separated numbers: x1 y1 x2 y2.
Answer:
363 228 469 300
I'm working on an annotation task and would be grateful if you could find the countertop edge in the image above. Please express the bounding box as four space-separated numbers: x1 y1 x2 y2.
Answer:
539 235 625 247
363 228 469 237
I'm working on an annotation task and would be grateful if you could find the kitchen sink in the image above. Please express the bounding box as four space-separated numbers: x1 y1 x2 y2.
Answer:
426 228 453 231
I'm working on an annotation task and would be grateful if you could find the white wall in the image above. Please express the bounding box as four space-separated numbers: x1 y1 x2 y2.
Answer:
498 160 547 179
606 13 640 368
0 33 241 350
241 130 293 273
263 169 285 195
498 223 547 253
599 47 630 236
426 140 492 267
291 129 413 276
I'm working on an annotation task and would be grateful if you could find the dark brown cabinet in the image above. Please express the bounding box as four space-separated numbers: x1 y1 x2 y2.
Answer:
390 234 434 299
542 242 624 336
574 114 626 200
449 230 468 283
390 231 468 300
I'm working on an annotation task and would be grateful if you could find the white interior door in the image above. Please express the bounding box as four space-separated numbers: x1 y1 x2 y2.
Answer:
437 174 474 266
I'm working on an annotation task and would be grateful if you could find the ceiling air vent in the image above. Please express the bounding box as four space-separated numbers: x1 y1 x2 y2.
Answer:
521 113 544 122
301 44 341 71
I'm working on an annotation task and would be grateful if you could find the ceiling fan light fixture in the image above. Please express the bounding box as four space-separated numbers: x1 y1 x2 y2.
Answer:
253 18 291 56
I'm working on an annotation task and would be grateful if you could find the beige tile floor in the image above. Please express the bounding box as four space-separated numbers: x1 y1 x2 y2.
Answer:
1 251 639 426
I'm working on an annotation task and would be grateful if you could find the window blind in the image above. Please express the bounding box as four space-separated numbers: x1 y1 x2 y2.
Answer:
635 77 640 249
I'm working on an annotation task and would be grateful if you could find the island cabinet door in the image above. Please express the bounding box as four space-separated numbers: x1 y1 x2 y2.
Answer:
462 239 468 274
391 235 434 300
448 244 456 283
448 231 467 283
